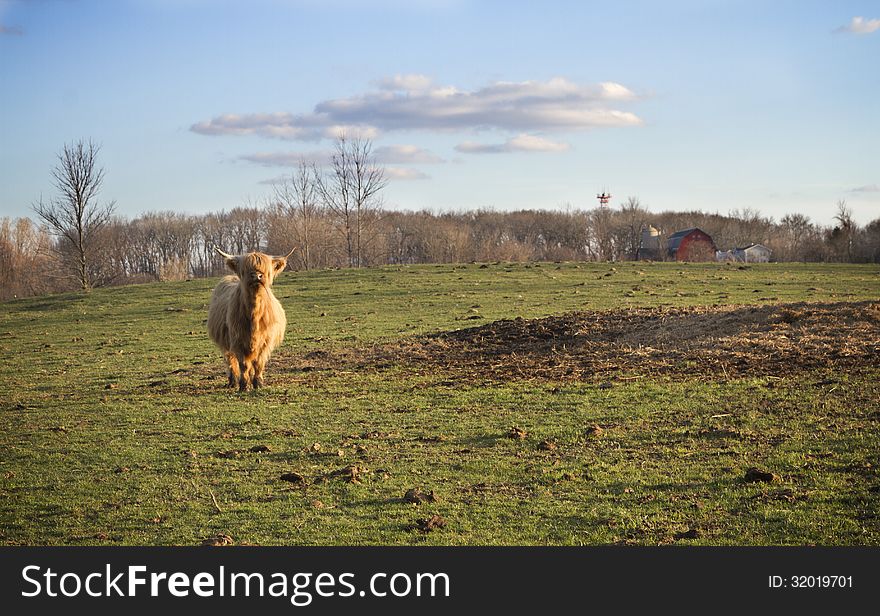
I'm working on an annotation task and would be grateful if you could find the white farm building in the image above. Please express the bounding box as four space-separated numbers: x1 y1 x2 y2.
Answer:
717 243 772 263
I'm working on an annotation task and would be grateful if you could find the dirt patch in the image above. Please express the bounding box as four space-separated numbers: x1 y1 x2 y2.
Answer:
537 439 557 451
673 528 701 540
316 465 364 484
287 301 879 382
279 472 306 484
201 533 234 546
744 467 779 483
409 514 446 533
585 425 604 438
404 488 436 504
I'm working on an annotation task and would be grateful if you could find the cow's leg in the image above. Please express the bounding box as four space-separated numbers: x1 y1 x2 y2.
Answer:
246 359 258 391
253 346 271 389
225 352 239 388
245 360 257 391
237 356 249 392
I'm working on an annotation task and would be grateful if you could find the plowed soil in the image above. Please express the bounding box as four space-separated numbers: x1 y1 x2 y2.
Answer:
289 301 880 381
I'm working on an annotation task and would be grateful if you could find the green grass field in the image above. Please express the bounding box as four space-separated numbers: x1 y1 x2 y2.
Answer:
1 261 878 545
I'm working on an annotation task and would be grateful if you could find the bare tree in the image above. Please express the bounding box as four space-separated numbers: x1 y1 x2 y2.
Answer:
616 196 650 260
831 199 856 262
777 213 814 261
269 160 323 269
588 206 615 261
0 217 61 300
865 218 880 264
32 140 116 289
316 134 387 267
721 207 772 250
226 202 266 254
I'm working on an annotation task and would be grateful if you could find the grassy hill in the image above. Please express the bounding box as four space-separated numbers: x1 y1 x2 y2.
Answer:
1 261 878 545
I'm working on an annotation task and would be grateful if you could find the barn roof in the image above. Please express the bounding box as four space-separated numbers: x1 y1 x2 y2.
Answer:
667 227 699 241
667 227 711 253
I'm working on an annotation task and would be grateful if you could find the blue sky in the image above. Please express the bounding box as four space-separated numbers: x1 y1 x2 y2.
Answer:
1 0 878 224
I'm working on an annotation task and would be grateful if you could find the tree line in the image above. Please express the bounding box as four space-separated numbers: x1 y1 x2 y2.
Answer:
1 138 878 301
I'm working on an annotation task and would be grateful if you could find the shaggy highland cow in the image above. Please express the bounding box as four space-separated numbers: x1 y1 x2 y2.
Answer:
207 247 294 391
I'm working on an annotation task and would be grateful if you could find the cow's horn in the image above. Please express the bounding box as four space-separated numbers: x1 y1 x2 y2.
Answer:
215 247 235 260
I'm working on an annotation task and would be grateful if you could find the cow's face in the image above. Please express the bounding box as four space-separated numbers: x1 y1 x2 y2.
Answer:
225 252 289 289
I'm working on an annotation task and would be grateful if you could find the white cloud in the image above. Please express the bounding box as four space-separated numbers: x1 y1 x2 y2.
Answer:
454 142 504 154
314 76 641 132
455 133 571 154
191 114 380 141
239 150 332 167
192 113 317 140
598 81 637 100
322 124 382 140
849 184 880 193
257 174 291 186
191 76 643 141
376 73 434 92
836 16 880 34
373 144 445 164
385 167 430 180
240 144 443 168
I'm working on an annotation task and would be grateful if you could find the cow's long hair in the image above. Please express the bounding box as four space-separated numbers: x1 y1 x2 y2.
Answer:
207 248 293 391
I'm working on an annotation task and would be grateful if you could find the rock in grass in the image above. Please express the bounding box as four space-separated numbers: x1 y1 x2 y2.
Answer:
585 425 604 438
280 472 306 484
201 533 234 546
329 465 363 483
537 439 557 451
673 528 701 540
412 514 446 533
744 467 778 483
404 488 436 504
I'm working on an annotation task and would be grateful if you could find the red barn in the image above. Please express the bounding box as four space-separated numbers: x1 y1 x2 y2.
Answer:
667 228 717 261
